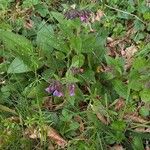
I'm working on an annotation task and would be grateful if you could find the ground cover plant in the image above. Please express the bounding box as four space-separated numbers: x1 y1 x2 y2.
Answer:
0 0 150 149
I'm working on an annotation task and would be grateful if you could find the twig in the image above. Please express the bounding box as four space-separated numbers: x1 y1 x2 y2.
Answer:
105 4 146 24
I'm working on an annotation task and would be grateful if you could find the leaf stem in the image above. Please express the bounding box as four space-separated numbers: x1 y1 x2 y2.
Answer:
105 4 146 24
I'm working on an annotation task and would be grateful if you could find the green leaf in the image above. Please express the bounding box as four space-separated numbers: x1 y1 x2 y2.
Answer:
129 79 142 91
134 20 145 31
111 120 126 131
0 104 17 115
112 79 128 99
22 0 39 8
70 36 82 54
69 122 79 131
140 89 150 102
8 58 31 73
36 21 54 52
81 70 96 83
23 82 47 98
132 136 144 150
133 57 148 70
51 11 64 23
139 106 149 117
35 4 49 17
71 54 85 68
143 12 150 20
105 55 124 75
65 71 79 83
0 30 38 69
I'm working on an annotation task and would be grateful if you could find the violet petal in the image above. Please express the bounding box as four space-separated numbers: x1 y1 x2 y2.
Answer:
69 84 75 96
53 90 64 97
45 85 56 93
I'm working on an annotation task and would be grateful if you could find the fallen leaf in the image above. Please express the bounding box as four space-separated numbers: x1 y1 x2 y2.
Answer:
95 10 104 21
124 45 138 70
7 116 20 123
125 45 138 60
47 126 67 148
74 115 85 132
25 126 67 148
24 19 33 29
135 127 150 133
124 114 148 123
115 98 125 111
96 112 109 125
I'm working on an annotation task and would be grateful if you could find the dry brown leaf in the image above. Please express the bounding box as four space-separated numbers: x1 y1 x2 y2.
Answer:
25 126 67 148
96 112 109 125
74 115 85 132
7 116 20 123
47 126 67 148
42 96 66 111
109 144 124 150
124 114 148 123
125 45 138 60
91 10 104 23
135 127 150 133
95 10 104 21
115 98 125 111
124 45 138 70
24 19 33 29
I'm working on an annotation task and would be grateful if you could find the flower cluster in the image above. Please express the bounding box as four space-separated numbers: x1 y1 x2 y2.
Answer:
64 9 91 22
45 80 75 97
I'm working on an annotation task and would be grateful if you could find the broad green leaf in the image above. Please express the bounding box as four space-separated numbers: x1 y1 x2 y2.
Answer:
139 106 149 117
70 36 82 54
65 71 79 83
37 22 69 53
8 57 31 73
133 57 148 70
69 122 79 131
71 54 85 67
81 70 96 83
22 0 39 8
23 82 47 98
36 21 54 53
112 79 128 99
111 121 126 131
105 55 124 75
35 4 49 17
132 136 144 150
143 12 150 20
0 30 38 69
140 89 150 102
51 11 64 23
129 80 142 91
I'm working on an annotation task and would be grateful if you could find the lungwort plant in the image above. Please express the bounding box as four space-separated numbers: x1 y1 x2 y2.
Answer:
0 0 150 149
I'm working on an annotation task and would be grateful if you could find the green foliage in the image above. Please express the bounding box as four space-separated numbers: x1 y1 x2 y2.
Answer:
0 0 150 149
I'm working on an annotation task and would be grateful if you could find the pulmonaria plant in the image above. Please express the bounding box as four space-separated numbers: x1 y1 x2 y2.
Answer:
45 80 75 97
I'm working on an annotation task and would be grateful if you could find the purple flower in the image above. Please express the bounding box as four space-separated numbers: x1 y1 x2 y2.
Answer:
53 90 64 97
45 84 55 93
80 15 88 22
45 80 64 97
68 84 75 96
64 9 91 23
